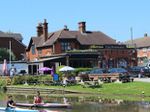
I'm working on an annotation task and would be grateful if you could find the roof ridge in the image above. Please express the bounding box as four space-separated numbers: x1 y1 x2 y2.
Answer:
11 37 26 47
50 29 63 44
125 36 150 42
57 29 64 38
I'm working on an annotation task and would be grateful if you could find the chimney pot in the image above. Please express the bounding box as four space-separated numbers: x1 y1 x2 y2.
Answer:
43 19 48 42
64 25 69 31
78 22 86 33
144 33 148 37
37 22 43 37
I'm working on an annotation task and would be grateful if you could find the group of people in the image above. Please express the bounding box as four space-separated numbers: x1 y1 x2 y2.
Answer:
7 91 43 108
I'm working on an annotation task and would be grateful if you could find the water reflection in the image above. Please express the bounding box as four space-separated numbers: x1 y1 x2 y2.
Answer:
0 92 150 112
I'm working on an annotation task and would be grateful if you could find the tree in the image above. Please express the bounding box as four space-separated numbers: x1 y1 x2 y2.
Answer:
0 48 16 61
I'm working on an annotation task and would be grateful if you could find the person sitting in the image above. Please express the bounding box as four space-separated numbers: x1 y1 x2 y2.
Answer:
33 91 43 104
7 95 16 108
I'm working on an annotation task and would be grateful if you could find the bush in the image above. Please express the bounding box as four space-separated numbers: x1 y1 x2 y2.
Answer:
40 75 53 82
11 76 25 85
11 75 54 85
0 79 7 87
0 76 12 87
25 75 39 84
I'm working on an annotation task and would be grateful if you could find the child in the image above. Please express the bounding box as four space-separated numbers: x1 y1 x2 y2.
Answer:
7 95 16 108
33 91 43 104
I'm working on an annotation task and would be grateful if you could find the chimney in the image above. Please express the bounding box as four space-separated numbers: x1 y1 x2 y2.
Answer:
37 23 43 37
78 22 86 33
43 19 48 42
63 25 69 31
144 33 148 37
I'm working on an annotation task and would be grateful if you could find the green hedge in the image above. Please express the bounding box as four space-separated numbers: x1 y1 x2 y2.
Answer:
11 75 53 85
11 76 25 85
9 67 92 85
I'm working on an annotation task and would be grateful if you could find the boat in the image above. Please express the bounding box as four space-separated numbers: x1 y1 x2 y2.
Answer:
0 107 39 112
16 103 71 108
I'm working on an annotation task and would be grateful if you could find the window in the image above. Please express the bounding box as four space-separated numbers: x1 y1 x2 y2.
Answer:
31 44 36 55
143 48 147 52
61 42 71 52
38 49 42 55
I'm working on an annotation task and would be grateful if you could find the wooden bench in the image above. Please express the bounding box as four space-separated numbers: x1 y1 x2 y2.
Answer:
89 73 120 82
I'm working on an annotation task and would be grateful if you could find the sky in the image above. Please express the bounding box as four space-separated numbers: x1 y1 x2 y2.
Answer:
0 0 150 46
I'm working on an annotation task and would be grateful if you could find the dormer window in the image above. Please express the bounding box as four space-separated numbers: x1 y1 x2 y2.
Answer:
31 44 36 55
61 42 71 52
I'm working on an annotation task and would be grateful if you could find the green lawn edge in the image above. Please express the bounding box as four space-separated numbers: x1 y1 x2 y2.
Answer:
6 81 150 101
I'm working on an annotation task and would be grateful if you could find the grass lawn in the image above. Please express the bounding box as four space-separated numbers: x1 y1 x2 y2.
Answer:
7 81 150 101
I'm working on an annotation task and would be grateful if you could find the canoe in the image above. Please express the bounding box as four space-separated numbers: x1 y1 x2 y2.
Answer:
16 103 71 108
0 107 39 112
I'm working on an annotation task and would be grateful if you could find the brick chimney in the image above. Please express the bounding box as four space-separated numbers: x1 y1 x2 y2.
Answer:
78 22 86 33
43 19 48 42
144 33 148 37
37 23 43 37
63 25 69 31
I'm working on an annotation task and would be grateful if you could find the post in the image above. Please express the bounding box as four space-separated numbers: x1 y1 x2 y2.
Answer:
9 40 12 69
130 27 134 45
66 55 69 66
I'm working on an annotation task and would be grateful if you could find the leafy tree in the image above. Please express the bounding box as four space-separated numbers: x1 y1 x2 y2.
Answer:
0 48 16 61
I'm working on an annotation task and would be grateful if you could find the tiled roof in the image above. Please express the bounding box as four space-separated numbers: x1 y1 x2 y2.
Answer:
34 30 116 48
0 31 23 41
125 36 150 48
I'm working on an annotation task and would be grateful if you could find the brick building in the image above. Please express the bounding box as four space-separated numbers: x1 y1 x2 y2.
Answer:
26 19 137 74
0 31 26 61
125 33 150 66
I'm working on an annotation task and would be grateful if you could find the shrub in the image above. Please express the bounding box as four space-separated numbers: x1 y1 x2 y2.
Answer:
25 75 39 84
11 76 25 85
39 75 53 82
0 79 7 87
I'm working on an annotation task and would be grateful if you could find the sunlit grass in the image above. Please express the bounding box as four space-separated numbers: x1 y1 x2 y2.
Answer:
7 81 150 101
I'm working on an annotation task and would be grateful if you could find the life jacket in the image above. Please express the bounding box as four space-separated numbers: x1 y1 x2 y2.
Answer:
34 96 42 103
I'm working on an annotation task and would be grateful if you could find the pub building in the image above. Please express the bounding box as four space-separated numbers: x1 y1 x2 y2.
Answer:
26 19 137 74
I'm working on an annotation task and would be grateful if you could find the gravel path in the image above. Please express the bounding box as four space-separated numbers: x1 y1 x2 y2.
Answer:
134 78 150 82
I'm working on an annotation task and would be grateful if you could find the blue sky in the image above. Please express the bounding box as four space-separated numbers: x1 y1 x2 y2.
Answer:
0 0 150 45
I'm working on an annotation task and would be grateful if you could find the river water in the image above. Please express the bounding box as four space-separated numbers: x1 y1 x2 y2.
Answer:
0 92 150 112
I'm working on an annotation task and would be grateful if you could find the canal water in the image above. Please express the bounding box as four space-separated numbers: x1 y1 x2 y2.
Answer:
0 92 150 112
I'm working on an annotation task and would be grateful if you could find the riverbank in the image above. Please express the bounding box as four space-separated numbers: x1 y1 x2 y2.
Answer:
5 81 150 101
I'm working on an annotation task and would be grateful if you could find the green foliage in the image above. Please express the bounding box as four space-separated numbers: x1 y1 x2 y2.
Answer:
40 75 53 82
25 75 39 84
0 79 7 87
56 66 92 80
56 65 65 80
6 81 150 101
11 76 25 85
0 48 16 61
0 76 12 88
11 75 53 85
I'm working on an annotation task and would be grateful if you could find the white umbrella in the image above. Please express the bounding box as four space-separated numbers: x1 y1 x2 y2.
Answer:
59 66 75 72
59 66 75 85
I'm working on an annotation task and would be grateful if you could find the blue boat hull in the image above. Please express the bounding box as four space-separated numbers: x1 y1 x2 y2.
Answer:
0 107 39 112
